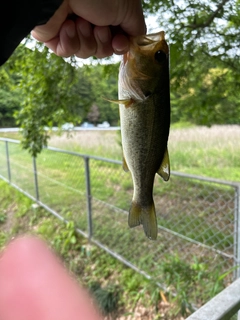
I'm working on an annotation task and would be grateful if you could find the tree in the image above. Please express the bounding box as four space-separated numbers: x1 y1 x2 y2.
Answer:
170 59 240 125
8 43 80 156
1 44 120 155
67 66 95 122
142 0 240 125
0 65 22 127
85 63 119 125
87 104 100 125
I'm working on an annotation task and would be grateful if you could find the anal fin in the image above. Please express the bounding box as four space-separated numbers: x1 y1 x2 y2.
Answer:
157 148 170 181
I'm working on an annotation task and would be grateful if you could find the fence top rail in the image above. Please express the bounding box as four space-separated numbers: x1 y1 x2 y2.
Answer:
171 170 240 188
0 138 20 144
0 137 239 187
45 145 122 165
0 137 122 165
185 277 240 320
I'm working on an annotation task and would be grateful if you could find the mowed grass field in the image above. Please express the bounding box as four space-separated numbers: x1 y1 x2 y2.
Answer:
41 124 240 182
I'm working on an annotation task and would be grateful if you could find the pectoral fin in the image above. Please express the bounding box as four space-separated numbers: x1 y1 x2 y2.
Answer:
104 98 134 108
157 148 170 181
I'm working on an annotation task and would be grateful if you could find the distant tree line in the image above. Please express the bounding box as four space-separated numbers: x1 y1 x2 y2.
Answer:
0 45 119 126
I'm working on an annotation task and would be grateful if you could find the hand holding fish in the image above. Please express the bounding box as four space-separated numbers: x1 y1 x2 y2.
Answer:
32 0 146 58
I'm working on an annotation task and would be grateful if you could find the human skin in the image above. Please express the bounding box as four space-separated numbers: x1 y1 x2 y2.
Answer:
31 0 146 58
0 236 102 320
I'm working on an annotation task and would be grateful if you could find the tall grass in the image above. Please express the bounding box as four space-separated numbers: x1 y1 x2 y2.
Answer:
1 125 239 180
49 130 122 160
169 125 240 181
45 125 240 181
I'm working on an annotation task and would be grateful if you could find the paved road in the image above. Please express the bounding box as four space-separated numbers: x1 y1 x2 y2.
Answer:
0 127 120 132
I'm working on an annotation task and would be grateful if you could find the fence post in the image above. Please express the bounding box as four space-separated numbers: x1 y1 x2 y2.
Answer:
84 157 92 240
234 184 240 320
5 141 11 183
32 157 39 201
234 184 240 280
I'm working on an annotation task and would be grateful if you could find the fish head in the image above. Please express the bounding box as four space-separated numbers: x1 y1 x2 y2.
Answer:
119 31 169 101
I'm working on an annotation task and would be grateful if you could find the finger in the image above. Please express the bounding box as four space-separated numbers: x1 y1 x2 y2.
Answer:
75 18 97 59
118 0 146 36
68 0 146 37
112 33 130 55
93 26 113 59
0 236 101 320
32 1 69 42
44 20 80 57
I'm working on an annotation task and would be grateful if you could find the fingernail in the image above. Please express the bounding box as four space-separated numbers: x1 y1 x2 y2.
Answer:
114 45 129 54
112 35 129 54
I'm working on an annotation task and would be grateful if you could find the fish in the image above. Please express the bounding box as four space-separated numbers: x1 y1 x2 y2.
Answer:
118 31 170 240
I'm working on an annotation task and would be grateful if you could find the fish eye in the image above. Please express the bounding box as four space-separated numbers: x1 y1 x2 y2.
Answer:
154 50 167 63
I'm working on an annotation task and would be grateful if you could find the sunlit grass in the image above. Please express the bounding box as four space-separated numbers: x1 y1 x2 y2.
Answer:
44 124 240 181
48 130 122 160
168 125 240 181
1 125 239 181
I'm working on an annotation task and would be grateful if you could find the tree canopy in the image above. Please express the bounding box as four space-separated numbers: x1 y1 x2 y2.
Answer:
0 0 239 155
143 0 240 124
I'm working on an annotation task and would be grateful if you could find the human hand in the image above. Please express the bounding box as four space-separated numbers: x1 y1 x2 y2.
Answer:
0 236 102 320
31 0 146 59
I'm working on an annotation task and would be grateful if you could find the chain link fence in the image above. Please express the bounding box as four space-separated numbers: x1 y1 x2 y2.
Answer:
0 137 239 308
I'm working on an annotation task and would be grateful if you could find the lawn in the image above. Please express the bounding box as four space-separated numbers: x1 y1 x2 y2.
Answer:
1 179 180 320
0 124 239 318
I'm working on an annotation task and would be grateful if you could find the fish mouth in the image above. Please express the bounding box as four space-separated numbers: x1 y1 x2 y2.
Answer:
134 31 165 49
122 31 165 65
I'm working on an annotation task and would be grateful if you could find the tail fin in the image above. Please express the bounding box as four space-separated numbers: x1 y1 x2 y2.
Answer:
128 202 158 240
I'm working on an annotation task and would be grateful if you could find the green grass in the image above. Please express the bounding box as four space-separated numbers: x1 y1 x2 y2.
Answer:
1 124 239 181
0 134 236 247
168 125 240 181
0 125 239 318
0 131 22 140
0 179 186 319
171 121 196 129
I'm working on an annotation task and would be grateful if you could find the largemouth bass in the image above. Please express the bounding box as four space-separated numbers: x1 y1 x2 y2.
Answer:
118 31 170 240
